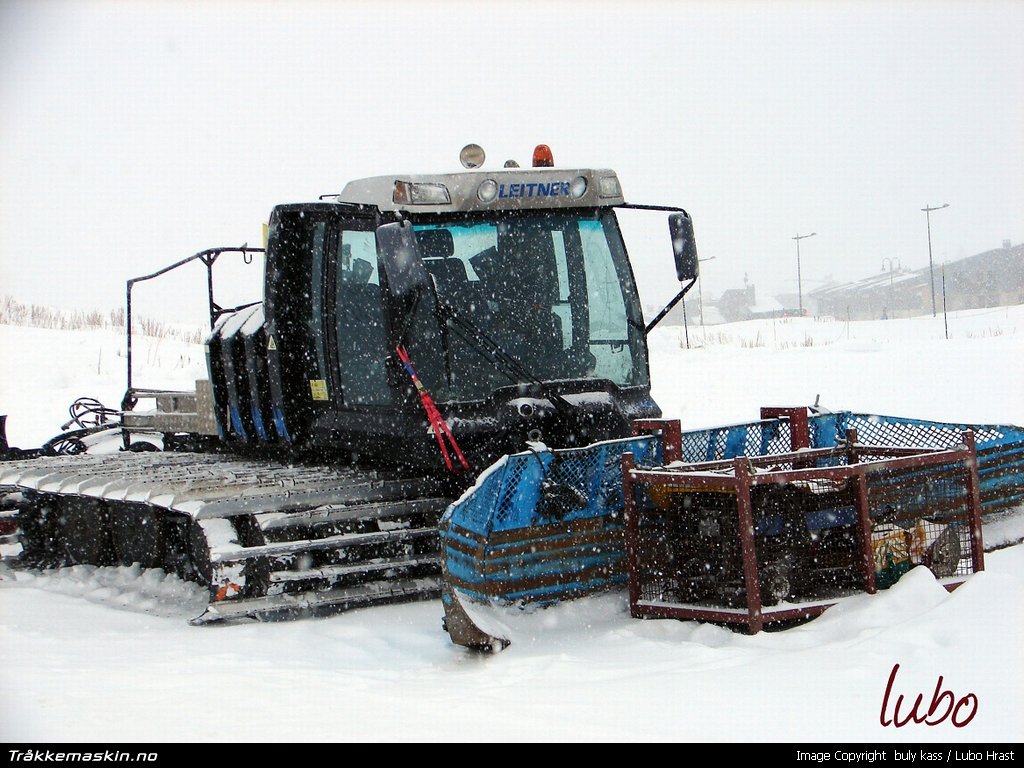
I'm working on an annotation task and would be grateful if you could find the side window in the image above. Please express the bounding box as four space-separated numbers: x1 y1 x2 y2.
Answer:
334 229 390 406
550 230 572 350
579 219 632 382
309 222 329 385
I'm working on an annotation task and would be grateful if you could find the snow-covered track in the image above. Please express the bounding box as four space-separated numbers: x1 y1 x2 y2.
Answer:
0 451 453 623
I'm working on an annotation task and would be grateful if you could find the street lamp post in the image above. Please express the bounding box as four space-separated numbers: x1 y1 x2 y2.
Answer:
882 257 901 318
792 232 816 314
696 255 717 330
922 203 949 317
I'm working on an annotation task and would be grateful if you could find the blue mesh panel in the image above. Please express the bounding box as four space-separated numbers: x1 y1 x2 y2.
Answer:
809 412 1024 515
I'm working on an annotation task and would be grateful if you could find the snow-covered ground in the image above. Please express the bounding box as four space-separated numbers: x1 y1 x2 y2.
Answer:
1 306 1023 743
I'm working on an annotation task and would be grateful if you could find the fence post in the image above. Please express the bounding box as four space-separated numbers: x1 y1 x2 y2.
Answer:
632 419 681 464
961 431 985 573
854 471 877 594
845 428 860 466
760 406 810 451
734 457 763 633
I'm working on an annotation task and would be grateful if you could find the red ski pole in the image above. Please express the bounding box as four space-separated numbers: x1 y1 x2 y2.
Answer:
395 345 469 472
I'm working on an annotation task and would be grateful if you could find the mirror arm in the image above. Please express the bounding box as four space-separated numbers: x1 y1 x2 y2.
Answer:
617 202 688 213
645 279 697 336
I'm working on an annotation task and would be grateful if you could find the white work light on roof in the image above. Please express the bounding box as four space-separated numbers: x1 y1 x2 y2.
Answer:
477 179 499 203
599 175 622 198
460 143 486 169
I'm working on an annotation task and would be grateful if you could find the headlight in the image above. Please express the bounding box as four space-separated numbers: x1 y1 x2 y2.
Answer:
393 181 451 205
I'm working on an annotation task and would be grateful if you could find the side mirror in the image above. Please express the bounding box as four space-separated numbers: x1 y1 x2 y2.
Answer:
669 212 699 282
376 220 431 299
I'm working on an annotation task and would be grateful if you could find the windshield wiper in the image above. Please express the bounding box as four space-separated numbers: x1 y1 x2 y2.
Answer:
434 299 576 414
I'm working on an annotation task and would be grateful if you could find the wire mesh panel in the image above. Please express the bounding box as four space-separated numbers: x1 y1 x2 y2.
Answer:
630 487 750 608
670 409 1022 516
628 474 862 610
811 413 1024 515
838 413 1005 449
679 419 793 464
864 458 976 584
624 438 984 633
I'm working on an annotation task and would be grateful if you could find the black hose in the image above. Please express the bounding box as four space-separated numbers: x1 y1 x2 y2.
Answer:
63 397 121 430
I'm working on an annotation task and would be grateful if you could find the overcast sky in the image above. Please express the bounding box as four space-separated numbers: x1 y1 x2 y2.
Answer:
1 0 1021 322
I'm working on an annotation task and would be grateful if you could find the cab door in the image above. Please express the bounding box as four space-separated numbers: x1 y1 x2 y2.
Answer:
263 203 339 444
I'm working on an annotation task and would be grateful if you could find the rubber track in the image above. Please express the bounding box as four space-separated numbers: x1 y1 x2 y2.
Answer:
0 451 453 623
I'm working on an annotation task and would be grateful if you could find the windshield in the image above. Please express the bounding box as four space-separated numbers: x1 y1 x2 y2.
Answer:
410 209 649 401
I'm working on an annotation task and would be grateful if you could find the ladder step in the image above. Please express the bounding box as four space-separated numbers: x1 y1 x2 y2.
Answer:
211 526 439 563
191 576 442 624
268 554 441 584
259 497 450 531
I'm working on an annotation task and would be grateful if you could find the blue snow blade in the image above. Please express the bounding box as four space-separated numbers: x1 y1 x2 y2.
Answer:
439 434 660 605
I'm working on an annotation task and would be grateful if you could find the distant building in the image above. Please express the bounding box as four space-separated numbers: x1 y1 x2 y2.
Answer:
718 285 757 322
668 241 1023 327
716 286 802 322
810 242 1024 321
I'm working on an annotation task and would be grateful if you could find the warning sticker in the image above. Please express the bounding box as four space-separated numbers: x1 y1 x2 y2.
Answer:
309 379 329 401
267 336 277 351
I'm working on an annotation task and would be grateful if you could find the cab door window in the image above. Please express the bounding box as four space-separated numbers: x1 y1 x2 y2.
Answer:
334 229 390 406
